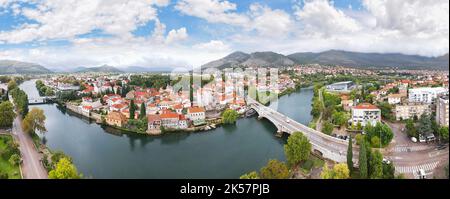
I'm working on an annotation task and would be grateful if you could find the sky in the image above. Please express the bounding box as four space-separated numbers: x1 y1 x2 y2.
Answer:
0 0 448 70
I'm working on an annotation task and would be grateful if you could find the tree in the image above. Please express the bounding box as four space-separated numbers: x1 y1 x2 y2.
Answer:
139 102 146 119
240 171 260 179
347 136 353 173
370 136 381 148
22 107 47 135
7 80 17 90
321 163 350 179
9 154 21 166
222 109 239 124
369 150 383 179
48 158 81 179
322 121 334 135
284 132 311 167
364 122 394 147
332 111 348 127
129 100 136 119
405 119 418 138
355 134 364 145
417 114 433 137
383 162 395 179
259 159 290 179
439 126 449 143
359 140 368 179
0 101 15 128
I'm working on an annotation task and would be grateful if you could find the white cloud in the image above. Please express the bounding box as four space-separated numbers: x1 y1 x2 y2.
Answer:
362 0 449 37
0 0 169 43
175 0 250 27
295 0 361 36
175 0 293 38
165 27 188 44
193 40 231 52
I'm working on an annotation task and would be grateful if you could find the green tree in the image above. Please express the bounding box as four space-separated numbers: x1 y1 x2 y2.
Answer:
240 171 260 179
382 162 395 179
8 154 21 166
222 109 239 124
369 150 383 179
7 80 17 90
284 132 311 167
359 140 368 179
439 126 449 143
0 101 15 128
321 163 350 179
22 107 47 135
347 136 353 172
48 158 81 179
129 100 136 119
332 111 348 127
370 136 381 148
259 159 290 179
322 121 334 135
139 102 146 119
405 119 418 138
417 114 433 137
364 122 394 147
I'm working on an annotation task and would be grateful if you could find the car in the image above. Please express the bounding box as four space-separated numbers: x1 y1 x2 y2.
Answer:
418 169 426 179
437 145 447 150
286 119 290 123
382 158 391 164
331 134 337 137
411 137 418 143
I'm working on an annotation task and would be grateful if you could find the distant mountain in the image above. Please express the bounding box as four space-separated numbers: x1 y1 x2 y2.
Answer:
76 65 123 73
0 60 53 74
288 50 449 69
121 66 176 73
202 50 449 70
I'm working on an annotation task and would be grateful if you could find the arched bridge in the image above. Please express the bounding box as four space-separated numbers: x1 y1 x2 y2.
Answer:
247 97 359 164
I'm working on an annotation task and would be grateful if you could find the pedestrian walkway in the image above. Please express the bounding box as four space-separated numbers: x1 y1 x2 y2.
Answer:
395 161 440 174
392 145 433 152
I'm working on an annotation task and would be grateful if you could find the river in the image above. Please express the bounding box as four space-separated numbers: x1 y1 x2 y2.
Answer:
19 80 313 179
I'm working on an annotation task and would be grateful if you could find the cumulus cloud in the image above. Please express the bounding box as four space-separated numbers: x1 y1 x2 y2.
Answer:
165 28 188 44
193 40 231 52
295 0 361 36
0 0 168 43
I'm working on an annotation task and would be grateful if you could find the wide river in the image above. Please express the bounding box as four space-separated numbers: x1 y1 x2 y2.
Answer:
20 80 313 179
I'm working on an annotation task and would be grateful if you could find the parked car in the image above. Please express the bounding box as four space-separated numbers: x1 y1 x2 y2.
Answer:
411 137 418 143
437 145 447 150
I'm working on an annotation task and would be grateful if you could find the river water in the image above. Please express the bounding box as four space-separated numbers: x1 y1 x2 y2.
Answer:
19 80 313 179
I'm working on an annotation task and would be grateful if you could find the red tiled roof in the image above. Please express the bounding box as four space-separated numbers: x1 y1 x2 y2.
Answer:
160 112 179 119
188 107 205 113
353 103 379 110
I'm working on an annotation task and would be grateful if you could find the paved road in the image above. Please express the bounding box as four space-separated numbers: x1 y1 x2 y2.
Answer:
384 121 449 178
12 116 48 179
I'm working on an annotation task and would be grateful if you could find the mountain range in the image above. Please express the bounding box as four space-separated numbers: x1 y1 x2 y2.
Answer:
1 50 449 74
202 50 449 70
0 60 53 74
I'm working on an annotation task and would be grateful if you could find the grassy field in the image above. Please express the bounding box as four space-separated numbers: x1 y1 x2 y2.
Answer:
0 135 21 179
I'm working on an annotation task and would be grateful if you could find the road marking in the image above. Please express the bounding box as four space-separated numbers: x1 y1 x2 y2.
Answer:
396 161 440 174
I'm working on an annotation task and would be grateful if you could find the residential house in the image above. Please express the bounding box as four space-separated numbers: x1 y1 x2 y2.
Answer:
106 111 128 127
350 103 381 127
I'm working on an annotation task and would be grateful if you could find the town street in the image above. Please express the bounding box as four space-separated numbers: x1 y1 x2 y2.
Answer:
12 116 48 179
385 121 449 179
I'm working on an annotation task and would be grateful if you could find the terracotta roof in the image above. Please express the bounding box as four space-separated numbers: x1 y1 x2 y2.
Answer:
188 107 205 113
107 111 127 121
147 114 161 122
160 112 179 119
353 103 379 110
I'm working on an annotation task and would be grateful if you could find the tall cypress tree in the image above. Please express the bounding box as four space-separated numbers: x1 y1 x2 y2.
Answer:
347 136 353 173
139 102 146 119
359 140 368 179
129 100 135 119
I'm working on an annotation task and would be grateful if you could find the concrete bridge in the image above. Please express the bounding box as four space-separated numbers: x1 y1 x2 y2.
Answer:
28 96 57 105
247 97 359 164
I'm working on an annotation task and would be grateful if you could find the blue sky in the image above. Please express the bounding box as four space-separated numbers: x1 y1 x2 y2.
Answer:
0 0 448 69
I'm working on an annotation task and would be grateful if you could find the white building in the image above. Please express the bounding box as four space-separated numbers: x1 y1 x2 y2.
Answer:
387 94 402 105
350 103 381 127
326 81 355 92
187 107 206 125
436 94 449 127
394 104 431 121
408 87 448 104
